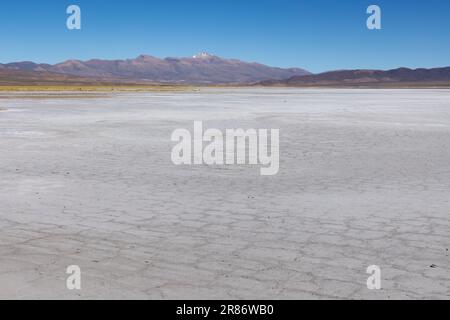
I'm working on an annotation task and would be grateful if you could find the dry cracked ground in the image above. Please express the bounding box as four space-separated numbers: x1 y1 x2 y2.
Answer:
0 88 449 299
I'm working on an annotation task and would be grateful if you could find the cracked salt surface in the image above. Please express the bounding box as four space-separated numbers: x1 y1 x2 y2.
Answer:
0 88 449 299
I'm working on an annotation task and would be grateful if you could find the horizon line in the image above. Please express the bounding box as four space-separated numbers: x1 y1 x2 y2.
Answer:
1 53 450 76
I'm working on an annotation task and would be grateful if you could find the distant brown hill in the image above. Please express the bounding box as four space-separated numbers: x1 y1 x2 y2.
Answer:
0 68 109 86
0 53 310 85
259 67 450 87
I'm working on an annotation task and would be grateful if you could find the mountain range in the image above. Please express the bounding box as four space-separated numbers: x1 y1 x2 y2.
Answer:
0 53 310 85
259 67 450 87
1 53 449 87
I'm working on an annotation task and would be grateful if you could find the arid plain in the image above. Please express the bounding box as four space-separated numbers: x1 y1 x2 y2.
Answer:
0 88 449 299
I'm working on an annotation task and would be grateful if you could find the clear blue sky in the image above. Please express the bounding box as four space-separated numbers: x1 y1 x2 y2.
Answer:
0 0 449 73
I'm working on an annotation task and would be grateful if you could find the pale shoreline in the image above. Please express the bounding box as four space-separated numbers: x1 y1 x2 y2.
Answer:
1 83 450 93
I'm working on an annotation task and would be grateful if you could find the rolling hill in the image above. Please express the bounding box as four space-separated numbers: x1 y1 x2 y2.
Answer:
259 67 450 87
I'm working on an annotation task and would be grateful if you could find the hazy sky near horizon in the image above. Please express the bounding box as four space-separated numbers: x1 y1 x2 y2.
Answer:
0 0 449 73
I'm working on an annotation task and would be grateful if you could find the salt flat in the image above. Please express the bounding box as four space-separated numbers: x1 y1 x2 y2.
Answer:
0 88 449 299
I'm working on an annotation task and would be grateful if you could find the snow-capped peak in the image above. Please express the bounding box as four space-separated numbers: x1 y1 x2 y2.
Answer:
193 52 214 59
